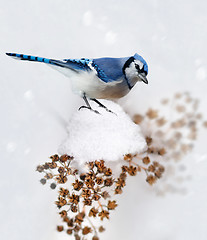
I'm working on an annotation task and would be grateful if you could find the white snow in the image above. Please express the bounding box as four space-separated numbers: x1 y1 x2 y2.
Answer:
58 100 146 168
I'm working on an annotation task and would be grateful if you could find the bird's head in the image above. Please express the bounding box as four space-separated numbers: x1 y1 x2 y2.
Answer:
123 53 148 87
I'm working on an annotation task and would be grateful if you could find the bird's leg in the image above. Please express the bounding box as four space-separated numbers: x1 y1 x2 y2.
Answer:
90 98 115 114
79 94 100 114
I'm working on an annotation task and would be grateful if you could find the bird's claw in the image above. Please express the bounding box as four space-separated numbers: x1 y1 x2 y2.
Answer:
79 106 100 114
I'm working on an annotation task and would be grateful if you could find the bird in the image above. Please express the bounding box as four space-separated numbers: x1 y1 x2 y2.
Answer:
6 52 148 113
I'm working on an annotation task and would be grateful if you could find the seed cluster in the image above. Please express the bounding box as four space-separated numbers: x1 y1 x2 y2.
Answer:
133 92 207 195
37 148 165 239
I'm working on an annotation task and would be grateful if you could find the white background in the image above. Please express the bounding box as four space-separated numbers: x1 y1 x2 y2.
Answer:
1 0 207 239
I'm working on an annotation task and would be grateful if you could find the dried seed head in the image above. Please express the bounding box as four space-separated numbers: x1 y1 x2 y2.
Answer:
119 172 127 180
88 161 94 170
115 187 123 195
72 180 83 191
158 148 166 156
98 210 109 220
142 156 150 165
80 173 87 181
102 191 110 199
71 205 78 213
75 212 85 225
161 98 169 105
73 225 80 232
107 200 118 210
92 236 99 240
85 179 95 189
67 219 74 227
156 117 167 126
158 165 165 173
36 165 44 172
146 175 157 185
176 105 186 113
89 207 98 217
69 194 79 205
122 166 128 173
124 154 132 162
59 188 69 197
127 166 137 176
43 163 50 170
40 178 46 185
58 166 65 174
66 229 73 235
50 154 59 162
60 154 70 162
82 226 92 235
203 121 207 128
99 226 105 233
146 136 152 146
45 173 53 179
154 170 162 179
133 114 144 124
116 178 126 188
56 175 67 184
50 183 56 190
56 197 67 208
59 210 67 218
74 234 81 240
92 194 101 201
147 147 156 154
104 168 112 176
146 109 158 119
153 161 160 167
48 162 57 169
148 164 155 172
83 198 92 206
96 177 104 185
175 92 182 99
82 189 91 199
104 178 114 187
57 226 64 232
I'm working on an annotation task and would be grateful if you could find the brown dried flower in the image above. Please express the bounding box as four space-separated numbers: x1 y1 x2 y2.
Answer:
98 210 109 220
107 200 118 210
146 175 157 185
133 114 144 124
89 207 98 217
146 109 158 119
142 156 150 165
82 226 92 235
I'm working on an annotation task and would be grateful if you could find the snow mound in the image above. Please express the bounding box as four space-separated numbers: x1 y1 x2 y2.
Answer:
58 100 147 168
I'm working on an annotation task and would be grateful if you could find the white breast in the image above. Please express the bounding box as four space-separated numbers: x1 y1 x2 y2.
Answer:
71 70 130 99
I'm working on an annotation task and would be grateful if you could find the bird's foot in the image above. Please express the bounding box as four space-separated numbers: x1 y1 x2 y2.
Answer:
90 98 116 115
101 106 116 115
79 106 100 114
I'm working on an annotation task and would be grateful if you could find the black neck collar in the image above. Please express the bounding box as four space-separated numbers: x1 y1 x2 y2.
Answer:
122 56 135 90
122 56 135 74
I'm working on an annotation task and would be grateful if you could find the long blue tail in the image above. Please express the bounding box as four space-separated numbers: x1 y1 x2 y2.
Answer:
6 52 52 64
6 52 87 72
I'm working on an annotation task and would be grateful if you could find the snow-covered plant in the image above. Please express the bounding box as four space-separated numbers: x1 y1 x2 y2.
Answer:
37 92 206 240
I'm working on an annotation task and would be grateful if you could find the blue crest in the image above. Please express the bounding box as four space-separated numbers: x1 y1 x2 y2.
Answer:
133 53 148 74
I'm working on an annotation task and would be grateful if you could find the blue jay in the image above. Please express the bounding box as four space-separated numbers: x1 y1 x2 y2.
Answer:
6 52 148 113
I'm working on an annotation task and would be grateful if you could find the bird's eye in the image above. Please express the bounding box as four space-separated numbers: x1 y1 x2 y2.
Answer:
135 63 144 73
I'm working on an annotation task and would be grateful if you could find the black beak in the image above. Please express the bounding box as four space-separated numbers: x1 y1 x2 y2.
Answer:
139 73 148 84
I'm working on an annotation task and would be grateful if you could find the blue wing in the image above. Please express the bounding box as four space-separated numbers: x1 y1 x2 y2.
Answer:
62 58 91 71
91 57 128 83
